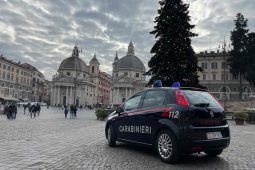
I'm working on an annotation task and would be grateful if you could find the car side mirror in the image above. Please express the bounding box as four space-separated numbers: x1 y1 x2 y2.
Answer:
116 107 123 115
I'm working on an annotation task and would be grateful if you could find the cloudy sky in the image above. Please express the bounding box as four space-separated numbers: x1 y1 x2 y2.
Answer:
0 0 254 80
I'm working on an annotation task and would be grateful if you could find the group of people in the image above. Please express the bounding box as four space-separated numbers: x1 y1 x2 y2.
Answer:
4 103 17 119
23 103 41 118
63 105 77 118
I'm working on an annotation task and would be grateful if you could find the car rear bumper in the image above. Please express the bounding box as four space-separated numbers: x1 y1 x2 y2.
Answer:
181 124 230 153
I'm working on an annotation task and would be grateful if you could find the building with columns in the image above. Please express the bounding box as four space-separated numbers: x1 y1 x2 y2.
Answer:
51 45 111 106
110 42 147 105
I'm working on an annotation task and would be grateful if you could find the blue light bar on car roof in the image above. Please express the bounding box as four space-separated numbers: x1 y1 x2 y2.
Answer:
153 80 162 88
171 82 180 88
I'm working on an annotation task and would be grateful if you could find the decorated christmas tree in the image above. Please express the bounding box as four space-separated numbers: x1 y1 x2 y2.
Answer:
146 0 202 87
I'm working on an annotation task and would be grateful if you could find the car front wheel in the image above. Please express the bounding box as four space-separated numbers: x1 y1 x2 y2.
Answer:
107 125 116 147
156 130 179 164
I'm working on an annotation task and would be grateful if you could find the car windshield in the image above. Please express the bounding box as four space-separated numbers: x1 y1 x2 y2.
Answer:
182 90 222 108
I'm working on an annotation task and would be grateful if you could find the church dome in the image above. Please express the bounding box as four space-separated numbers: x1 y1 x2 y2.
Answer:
59 56 87 71
58 45 87 72
90 54 100 65
115 42 145 71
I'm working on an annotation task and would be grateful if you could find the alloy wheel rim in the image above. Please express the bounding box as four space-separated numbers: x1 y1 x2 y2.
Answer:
158 133 172 159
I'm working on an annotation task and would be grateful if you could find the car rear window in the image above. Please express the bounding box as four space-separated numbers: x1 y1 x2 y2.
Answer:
182 90 222 108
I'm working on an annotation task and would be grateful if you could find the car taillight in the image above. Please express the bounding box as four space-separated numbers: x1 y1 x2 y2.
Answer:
175 90 189 107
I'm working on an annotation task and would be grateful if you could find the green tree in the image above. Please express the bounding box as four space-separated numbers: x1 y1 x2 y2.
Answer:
145 0 202 87
228 13 249 100
246 32 255 86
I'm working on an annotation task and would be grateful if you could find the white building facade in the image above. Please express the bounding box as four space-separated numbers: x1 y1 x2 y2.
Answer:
51 45 111 106
110 42 147 105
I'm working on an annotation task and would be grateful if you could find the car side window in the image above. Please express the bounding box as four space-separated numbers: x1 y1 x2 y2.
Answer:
123 94 143 111
142 90 166 109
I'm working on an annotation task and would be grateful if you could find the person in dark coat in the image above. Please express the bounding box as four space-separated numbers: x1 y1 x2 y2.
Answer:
73 106 77 117
70 105 74 118
64 105 68 118
10 103 17 119
5 105 11 119
36 103 41 116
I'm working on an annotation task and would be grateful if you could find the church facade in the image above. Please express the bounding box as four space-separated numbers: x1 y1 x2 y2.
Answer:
110 42 147 105
51 46 111 106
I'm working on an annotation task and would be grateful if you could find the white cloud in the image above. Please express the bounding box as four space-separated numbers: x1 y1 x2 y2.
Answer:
0 0 254 80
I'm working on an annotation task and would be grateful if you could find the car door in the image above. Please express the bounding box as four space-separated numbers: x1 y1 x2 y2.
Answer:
114 92 144 141
138 89 168 144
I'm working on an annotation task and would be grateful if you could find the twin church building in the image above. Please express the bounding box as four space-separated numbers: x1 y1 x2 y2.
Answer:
51 42 146 106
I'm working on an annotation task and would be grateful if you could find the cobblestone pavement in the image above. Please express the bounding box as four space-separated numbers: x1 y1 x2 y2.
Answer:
0 107 254 170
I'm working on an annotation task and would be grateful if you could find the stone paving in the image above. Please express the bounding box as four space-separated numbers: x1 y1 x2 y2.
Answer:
0 107 254 170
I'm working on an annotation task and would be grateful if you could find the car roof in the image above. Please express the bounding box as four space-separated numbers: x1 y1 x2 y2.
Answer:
145 87 207 92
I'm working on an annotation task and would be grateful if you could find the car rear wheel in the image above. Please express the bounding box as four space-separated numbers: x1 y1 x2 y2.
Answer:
204 149 223 157
107 125 116 147
156 130 179 163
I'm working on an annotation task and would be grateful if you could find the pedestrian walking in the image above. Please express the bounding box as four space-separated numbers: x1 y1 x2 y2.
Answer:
70 105 74 118
36 103 41 116
74 105 77 117
23 104 27 114
30 104 36 118
10 103 17 119
64 105 68 118
5 104 11 119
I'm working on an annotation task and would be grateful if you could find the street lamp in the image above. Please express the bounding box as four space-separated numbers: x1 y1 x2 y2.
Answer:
218 37 231 111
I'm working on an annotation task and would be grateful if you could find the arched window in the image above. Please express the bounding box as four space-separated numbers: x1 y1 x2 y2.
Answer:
92 66 94 73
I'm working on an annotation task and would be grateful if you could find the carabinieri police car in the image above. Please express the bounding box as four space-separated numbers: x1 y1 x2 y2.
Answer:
105 81 230 163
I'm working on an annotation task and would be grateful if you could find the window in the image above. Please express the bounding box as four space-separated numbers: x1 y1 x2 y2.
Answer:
0 63 1 68
221 73 228 81
233 74 238 80
7 73 10 80
16 69 19 74
222 62 228 69
3 64 6 69
212 74 216 80
66 72 70 76
211 62 218 69
7 65 10 70
182 90 222 108
142 91 166 109
201 62 207 70
124 72 128 76
92 66 94 73
135 73 139 77
21 71 23 75
203 74 206 80
16 77 19 83
123 93 143 111
11 67 14 72
2 71 5 79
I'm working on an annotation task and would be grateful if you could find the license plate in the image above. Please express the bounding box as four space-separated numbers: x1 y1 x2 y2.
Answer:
206 131 222 139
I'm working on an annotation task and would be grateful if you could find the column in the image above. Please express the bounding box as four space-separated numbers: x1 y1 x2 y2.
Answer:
117 87 119 104
65 86 68 105
70 87 73 104
129 87 132 97
57 86 61 105
125 87 128 99
54 86 57 106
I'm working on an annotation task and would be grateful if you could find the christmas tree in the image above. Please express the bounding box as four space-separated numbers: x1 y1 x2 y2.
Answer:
146 0 202 87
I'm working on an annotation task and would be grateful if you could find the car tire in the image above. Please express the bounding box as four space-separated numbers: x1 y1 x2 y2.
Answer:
107 125 116 147
204 149 223 157
155 129 180 164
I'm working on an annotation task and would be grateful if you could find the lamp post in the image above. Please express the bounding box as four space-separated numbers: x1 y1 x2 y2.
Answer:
218 37 230 111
